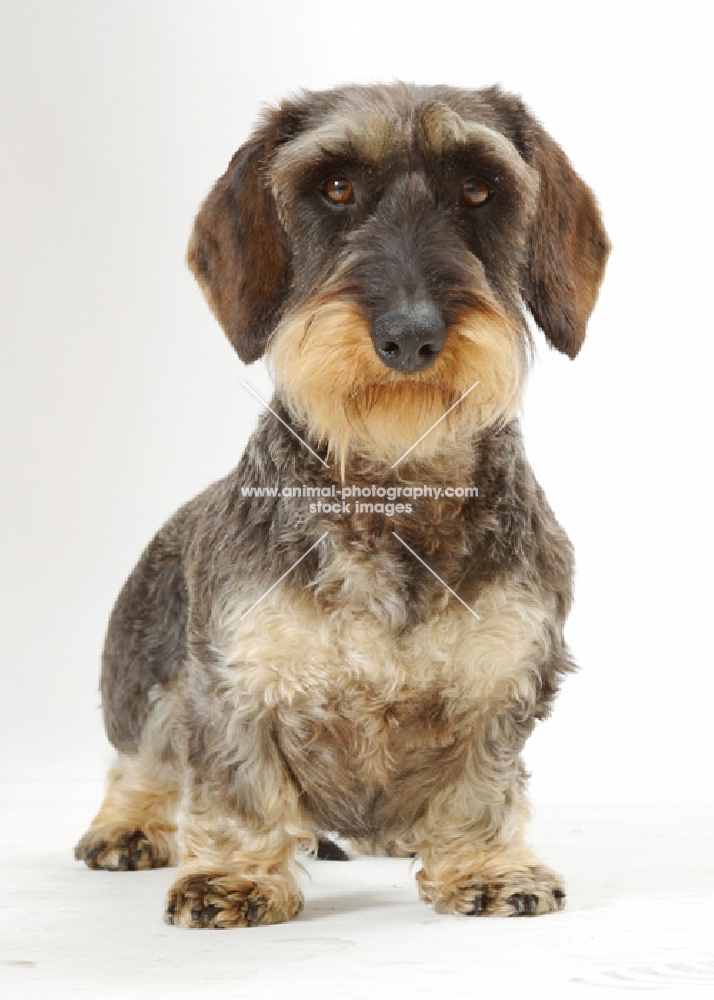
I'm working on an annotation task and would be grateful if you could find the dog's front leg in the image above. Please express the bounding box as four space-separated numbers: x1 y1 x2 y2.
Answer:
165 671 311 929
414 718 566 917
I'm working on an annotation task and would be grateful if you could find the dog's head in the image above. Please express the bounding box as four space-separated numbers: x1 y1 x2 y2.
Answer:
189 84 609 464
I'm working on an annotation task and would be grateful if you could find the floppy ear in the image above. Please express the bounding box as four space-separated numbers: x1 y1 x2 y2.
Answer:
521 121 611 359
187 118 290 363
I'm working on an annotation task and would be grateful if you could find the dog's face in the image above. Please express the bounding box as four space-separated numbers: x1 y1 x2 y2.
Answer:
189 84 609 464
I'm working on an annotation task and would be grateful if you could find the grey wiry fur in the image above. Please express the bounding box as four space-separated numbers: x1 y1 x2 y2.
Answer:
76 83 608 927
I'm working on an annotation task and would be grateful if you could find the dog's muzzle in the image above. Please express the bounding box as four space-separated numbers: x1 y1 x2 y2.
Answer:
371 301 447 373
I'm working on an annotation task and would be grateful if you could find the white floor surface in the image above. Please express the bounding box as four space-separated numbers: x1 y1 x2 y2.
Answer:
1 782 713 999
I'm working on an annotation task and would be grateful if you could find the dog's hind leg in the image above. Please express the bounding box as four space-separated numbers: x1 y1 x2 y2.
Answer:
76 501 198 871
75 729 181 871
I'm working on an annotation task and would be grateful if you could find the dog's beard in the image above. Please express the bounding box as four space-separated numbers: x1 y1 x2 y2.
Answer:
267 298 526 472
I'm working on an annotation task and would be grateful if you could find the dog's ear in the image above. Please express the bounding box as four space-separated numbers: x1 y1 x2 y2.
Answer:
520 119 610 359
187 116 290 364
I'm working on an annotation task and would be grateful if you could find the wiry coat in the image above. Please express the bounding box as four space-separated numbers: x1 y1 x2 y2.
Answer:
76 82 609 927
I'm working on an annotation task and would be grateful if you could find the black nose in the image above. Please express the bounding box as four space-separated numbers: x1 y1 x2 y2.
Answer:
372 303 447 372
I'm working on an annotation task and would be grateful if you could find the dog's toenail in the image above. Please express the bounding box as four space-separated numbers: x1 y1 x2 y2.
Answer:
507 894 525 913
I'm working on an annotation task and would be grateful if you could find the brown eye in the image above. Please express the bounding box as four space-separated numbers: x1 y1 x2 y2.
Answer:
461 177 492 207
322 176 354 205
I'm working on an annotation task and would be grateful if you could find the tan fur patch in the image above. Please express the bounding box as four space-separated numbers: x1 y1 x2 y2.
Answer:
267 292 525 469
74 759 179 869
165 862 304 928
75 690 182 870
417 848 565 916
209 559 555 842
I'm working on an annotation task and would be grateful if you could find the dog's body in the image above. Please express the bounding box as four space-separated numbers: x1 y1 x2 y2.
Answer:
76 83 609 926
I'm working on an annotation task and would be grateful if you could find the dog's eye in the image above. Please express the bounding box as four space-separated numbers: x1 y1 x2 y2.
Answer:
322 176 354 205
460 177 492 207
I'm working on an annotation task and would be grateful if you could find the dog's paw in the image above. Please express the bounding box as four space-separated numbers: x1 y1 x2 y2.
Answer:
417 863 566 917
74 824 175 871
164 870 303 929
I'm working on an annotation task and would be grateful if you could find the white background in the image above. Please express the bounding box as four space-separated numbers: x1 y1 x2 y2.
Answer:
1 0 712 803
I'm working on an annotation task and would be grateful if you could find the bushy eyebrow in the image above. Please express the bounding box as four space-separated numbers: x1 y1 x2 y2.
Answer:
418 105 538 195
271 110 409 183
270 102 539 213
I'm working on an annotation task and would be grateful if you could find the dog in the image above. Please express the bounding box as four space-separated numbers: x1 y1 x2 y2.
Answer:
75 82 609 927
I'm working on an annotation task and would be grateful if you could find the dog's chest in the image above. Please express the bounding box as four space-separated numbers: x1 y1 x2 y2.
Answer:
213 553 551 835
